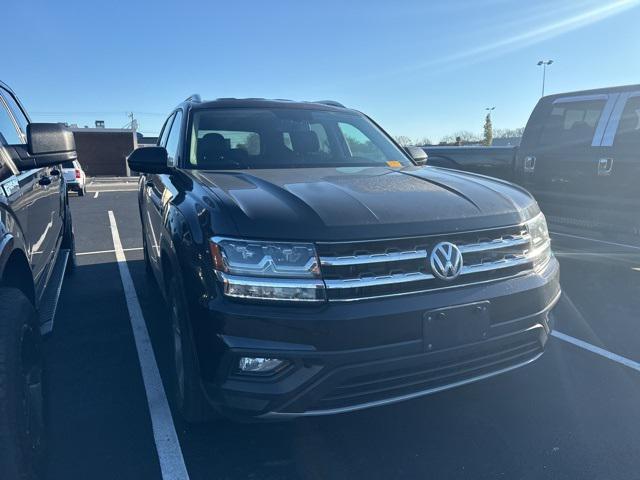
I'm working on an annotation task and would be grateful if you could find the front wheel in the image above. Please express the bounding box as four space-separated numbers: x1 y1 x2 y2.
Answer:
167 275 216 423
0 288 45 480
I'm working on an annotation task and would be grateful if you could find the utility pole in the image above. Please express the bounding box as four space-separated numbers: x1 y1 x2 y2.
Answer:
125 112 138 131
537 60 554 97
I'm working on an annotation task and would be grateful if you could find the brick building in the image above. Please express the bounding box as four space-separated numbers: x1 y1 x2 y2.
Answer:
70 128 138 176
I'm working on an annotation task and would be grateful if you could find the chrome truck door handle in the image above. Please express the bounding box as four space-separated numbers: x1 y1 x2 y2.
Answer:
598 158 613 176
523 155 536 173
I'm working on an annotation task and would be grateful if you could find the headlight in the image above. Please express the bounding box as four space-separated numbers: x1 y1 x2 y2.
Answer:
525 213 551 269
210 237 324 302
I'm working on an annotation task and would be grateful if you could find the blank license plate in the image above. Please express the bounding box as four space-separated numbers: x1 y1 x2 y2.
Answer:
423 301 491 351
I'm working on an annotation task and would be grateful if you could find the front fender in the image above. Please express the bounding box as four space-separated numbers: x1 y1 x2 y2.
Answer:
160 202 224 375
160 203 219 306
0 233 15 278
0 206 30 278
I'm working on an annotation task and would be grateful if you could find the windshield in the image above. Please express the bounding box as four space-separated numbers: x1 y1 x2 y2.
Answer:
187 108 411 169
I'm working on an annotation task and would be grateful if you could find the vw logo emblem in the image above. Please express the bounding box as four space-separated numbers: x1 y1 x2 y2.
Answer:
430 242 463 281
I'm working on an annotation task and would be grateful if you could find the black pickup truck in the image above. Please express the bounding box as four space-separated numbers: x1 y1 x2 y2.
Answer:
425 84 640 259
129 96 560 422
0 81 77 478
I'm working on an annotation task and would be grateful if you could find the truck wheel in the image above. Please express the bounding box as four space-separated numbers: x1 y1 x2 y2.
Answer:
61 211 76 276
0 288 45 480
78 186 85 197
167 275 215 423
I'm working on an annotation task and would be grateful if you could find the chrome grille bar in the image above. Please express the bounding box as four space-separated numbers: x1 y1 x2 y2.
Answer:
458 235 530 254
321 250 427 267
324 272 434 290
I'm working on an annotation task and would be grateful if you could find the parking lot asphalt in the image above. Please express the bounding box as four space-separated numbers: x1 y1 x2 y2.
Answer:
43 185 640 480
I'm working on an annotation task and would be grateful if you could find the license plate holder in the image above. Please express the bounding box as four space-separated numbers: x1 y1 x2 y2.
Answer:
423 301 491 351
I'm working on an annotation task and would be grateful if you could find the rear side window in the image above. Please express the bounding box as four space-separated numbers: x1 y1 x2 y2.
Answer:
61 161 75 168
613 96 640 153
538 100 606 148
0 100 22 145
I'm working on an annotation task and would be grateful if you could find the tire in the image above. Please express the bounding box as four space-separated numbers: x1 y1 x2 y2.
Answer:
61 210 76 276
167 275 215 423
78 186 85 197
0 288 45 480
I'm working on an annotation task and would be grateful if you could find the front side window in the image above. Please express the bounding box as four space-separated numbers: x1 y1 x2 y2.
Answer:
165 110 183 165
187 108 409 169
159 113 175 147
0 100 22 146
0 90 28 138
539 99 606 148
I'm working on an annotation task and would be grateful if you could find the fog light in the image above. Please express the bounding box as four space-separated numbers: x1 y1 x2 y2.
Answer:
238 357 287 374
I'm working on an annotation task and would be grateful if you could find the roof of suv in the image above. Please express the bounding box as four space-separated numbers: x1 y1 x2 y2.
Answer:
182 96 350 112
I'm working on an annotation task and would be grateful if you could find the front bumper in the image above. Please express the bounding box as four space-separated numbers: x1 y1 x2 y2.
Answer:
197 257 560 418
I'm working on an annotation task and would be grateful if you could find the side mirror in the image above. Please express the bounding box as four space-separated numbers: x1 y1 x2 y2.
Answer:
405 146 428 165
13 123 77 171
127 146 170 174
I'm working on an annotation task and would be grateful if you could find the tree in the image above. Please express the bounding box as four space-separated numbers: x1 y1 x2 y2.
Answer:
414 136 433 146
439 130 481 145
493 127 525 139
483 113 493 146
394 135 413 147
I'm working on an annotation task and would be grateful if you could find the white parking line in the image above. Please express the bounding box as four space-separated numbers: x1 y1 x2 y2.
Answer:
94 191 99 198
77 247 143 256
552 330 640 373
108 211 190 480
550 231 640 251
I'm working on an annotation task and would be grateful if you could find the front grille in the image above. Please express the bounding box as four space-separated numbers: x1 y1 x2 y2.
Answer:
313 328 543 411
317 224 537 301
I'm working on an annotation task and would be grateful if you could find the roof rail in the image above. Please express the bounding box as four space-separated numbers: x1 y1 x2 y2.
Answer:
184 94 202 103
314 100 345 108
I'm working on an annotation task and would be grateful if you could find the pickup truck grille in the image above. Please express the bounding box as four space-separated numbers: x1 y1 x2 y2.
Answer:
317 224 537 301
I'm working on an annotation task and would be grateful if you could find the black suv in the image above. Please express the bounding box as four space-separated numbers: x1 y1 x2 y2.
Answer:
0 81 77 477
129 96 560 422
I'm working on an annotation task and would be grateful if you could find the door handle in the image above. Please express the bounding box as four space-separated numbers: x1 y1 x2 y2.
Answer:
597 158 613 176
523 155 536 173
38 176 52 186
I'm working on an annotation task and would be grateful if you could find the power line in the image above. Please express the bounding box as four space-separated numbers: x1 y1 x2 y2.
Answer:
31 111 166 116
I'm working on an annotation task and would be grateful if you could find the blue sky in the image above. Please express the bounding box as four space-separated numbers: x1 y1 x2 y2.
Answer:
4 0 640 141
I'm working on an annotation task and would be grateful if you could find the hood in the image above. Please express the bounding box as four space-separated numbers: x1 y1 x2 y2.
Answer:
192 166 539 241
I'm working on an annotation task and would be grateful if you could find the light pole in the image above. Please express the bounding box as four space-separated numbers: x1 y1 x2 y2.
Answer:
537 60 553 97
485 106 495 118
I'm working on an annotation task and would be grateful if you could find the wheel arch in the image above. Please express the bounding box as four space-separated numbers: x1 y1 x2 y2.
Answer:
0 236 36 307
